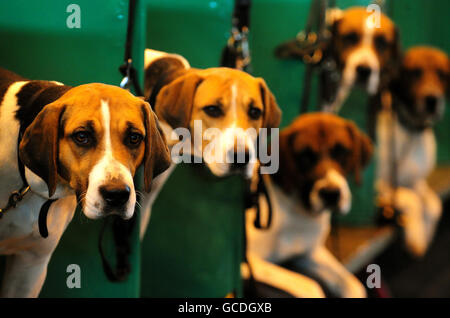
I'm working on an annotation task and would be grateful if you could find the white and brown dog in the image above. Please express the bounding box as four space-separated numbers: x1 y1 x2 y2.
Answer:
139 49 281 237
0 68 171 297
376 47 449 257
247 113 373 297
323 6 400 112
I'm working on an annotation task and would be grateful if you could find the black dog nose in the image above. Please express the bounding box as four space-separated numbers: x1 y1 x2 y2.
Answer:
229 150 250 170
319 188 341 207
425 95 438 114
100 185 130 207
356 65 371 81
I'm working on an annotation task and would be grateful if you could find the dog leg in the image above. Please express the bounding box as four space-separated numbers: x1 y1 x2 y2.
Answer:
306 246 367 298
140 164 175 240
243 252 325 298
414 180 442 250
393 187 427 257
1 251 52 298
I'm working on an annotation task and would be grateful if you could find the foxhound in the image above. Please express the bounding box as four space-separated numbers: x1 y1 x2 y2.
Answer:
376 47 449 257
247 113 373 297
139 49 282 237
324 6 400 112
0 68 171 297
139 50 328 297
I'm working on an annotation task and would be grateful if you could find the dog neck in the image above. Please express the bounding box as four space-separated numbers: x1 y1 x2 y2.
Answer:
269 170 312 213
392 94 432 134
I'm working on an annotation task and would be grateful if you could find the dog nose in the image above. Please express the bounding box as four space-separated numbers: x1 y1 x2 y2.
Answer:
356 65 371 82
100 184 130 207
229 150 251 170
318 187 341 208
425 95 438 114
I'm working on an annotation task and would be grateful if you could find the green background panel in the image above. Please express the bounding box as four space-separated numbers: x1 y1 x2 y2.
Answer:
0 0 145 297
141 164 244 297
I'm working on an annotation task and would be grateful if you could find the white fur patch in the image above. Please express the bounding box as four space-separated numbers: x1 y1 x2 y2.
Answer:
203 84 257 178
342 16 380 95
144 48 190 69
84 100 135 219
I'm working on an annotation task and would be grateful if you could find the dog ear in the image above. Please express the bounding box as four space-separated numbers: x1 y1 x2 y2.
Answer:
273 129 298 193
258 78 282 131
346 121 373 185
381 27 402 92
391 27 403 79
154 71 203 129
19 102 66 197
141 102 172 192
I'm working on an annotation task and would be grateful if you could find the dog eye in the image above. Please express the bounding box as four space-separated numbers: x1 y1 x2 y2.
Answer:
72 131 92 146
126 133 143 147
203 105 224 118
248 106 262 120
437 69 448 82
374 35 388 52
342 32 359 47
330 143 350 164
295 147 318 169
407 67 423 79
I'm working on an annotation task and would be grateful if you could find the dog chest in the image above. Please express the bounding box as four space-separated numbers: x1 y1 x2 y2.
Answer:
248 181 331 263
377 110 436 188
394 121 436 187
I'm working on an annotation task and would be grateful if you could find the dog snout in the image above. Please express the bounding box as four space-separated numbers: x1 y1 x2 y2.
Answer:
228 149 251 170
424 95 439 114
356 65 372 83
318 187 341 208
99 184 131 207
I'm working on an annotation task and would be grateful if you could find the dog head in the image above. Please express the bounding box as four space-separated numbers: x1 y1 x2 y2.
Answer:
155 67 281 178
19 83 171 219
392 46 450 129
275 113 372 215
329 7 400 95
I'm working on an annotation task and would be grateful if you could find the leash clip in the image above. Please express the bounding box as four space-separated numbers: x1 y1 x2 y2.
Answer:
227 26 251 71
8 185 30 208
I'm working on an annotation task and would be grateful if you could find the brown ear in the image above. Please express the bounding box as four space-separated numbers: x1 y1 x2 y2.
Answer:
19 102 66 197
258 78 282 130
274 129 298 193
447 57 450 98
154 71 203 129
324 17 342 62
388 27 403 84
346 121 373 185
141 102 171 192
